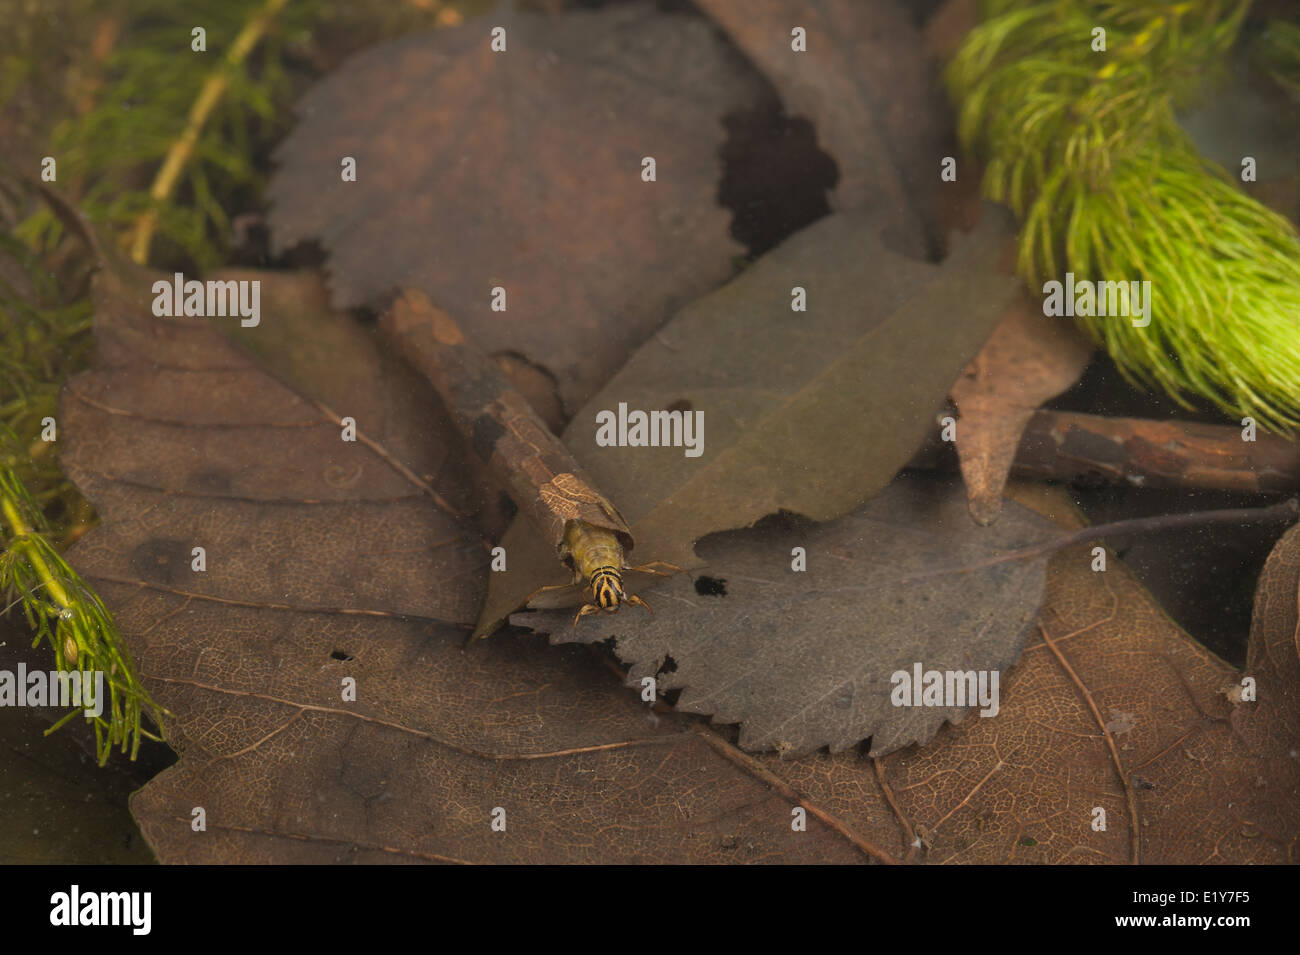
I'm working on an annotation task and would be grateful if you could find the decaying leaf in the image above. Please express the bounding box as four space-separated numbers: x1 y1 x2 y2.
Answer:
1233 519 1300 827
60 262 1300 863
63 263 487 626
267 3 763 412
512 472 1059 757
950 294 1094 524
477 204 1019 637
695 0 948 254
968 483 1299 864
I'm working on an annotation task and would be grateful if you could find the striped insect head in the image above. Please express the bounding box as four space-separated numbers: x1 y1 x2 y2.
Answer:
591 570 625 611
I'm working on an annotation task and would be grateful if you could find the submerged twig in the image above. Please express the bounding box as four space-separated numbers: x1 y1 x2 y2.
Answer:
911 409 1300 494
380 288 634 556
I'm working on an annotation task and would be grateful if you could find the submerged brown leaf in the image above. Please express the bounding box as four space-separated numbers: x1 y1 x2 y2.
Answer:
64 263 486 625
267 3 763 412
950 295 1094 524
478 205 1019 636
695 0 948 254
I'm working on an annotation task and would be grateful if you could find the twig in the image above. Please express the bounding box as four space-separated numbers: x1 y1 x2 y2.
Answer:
380 289 634 556
910 409 1299 494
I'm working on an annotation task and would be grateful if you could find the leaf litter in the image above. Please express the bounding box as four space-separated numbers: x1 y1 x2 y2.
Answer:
46 0 1300 864
58 262 1300 859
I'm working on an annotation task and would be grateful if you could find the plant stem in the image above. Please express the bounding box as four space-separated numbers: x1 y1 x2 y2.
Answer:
1 461 165 763
129 0 289 264
1 496 72 610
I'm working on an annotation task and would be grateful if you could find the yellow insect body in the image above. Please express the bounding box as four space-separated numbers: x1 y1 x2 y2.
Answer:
553 520 681 628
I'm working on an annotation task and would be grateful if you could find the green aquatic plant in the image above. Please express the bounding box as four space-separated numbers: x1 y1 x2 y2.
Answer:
17 0 318 269
1 429 167 764
0 229 93 540
948 0 1300 432
0 231 164 763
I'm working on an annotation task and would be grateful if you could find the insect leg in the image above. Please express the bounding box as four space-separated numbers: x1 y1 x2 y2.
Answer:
525 582 582 601
624 560 686 578
572 603 603 628
624 594 653 615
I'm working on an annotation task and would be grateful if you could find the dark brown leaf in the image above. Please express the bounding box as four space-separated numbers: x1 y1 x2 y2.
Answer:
512 472 1059 757
695 0 948 254
1230 520 1300 859
64 264 485 626
267 3 763 412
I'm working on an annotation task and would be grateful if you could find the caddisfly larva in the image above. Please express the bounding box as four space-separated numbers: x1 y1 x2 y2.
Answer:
527 520 683 628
